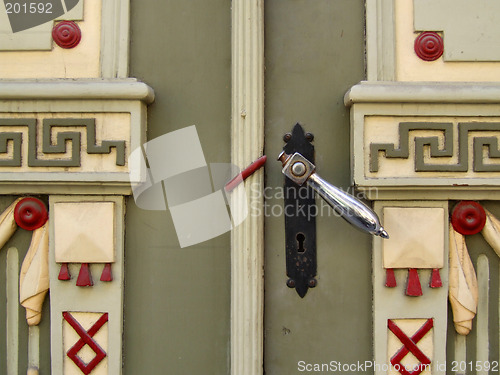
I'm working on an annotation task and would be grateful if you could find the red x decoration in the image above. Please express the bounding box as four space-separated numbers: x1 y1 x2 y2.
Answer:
388 319 433 375
63 312 108 375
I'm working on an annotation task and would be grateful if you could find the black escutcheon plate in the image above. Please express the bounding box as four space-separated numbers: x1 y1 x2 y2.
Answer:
282 123 317 298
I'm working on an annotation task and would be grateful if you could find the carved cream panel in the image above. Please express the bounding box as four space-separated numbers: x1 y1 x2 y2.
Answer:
373 201 448 375
365 116 500 182
50 196 124 375
0 80 153 194
387 319 433 375
396 0 500 82
0 112 130 173
54 202 115 263
0 0 84 51
63 312 109 375
366 0 500 81
0 0 100 78
383 207 445 269
346 82 500 198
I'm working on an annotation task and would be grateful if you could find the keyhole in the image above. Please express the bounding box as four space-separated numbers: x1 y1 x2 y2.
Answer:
296 233 305 253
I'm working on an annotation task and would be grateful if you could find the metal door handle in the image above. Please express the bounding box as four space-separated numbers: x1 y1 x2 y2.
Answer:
278 151 389 239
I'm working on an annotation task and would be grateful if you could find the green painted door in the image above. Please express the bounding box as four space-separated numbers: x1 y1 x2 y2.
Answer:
125 1 368 374
263 1 370 373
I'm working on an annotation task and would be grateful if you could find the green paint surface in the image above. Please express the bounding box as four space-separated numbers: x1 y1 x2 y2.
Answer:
126 1 231 374
264 1 370 374
128 0 369 373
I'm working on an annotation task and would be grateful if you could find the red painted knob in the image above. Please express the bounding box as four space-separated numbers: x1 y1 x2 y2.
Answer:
414 32 443 61
52 21 81 49
451 201 486 235
14 197 48 231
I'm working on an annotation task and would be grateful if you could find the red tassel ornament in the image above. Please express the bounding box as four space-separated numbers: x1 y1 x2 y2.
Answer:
405 268 423 296
430 268 442 288
100 263 113 282
58 263 71 281
385 268 397 287
76 263 93 287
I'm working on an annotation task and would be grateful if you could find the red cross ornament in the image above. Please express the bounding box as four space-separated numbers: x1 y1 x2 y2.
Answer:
388 319 433 375
63 312 108 374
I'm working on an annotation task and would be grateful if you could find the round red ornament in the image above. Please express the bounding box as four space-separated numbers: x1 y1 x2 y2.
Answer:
451 201 486 235
14 197 48 231
414 32 443 61
52 21 81 49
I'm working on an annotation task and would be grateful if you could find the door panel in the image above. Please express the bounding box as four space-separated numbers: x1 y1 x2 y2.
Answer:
126 1 232 374
264 1 370 373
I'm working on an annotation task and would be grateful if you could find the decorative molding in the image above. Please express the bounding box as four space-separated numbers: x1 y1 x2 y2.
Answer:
0 118 125 167
100 0 130 78
373 201 449 375
19 222 50 326
52 21 82 49
365 0 396 81
0 80 154 103
414 0 500 62
346 82 500 198
449 224 478 336
50 195 124 375
231 1 265 374
0 0 84 51
0 80 152 194
370 122 500 173
365 0 500 82
345 81 500 106
387 319 433 375
476 255 489 369
0 0 131 79
63 311 109 374
414 32 443 62
6 247 19 375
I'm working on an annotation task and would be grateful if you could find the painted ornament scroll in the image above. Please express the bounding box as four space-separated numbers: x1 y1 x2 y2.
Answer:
0 197 50 375
448 200 500 335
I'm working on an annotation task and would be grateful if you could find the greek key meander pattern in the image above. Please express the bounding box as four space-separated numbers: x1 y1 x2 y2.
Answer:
370 122 500 173
0 118 125 167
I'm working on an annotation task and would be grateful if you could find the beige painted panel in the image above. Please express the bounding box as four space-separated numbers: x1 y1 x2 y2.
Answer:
383 207 445 269
0 112 130 173
373 201 448 375
0 9 53 50
0 0 84 51
63 312 108 375
0 0 101 78
54 202 115 263
365 116 500 179
395 0 500 82
387 319 433 375
50 196 124 375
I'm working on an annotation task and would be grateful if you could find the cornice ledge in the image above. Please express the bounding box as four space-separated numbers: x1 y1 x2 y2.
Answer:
345 81 500 107
0 79 155 104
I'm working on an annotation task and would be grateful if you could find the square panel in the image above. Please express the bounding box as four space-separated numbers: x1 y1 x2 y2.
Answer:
54 202 115 263
383 207 445 269
387 319 433 375
63 312 108 375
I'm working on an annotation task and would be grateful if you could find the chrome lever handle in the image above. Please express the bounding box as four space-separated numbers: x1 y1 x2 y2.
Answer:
278 151 389 239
